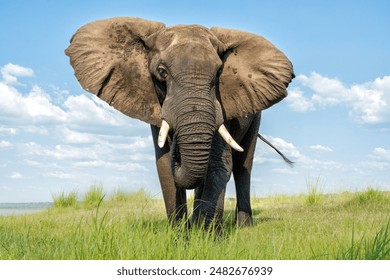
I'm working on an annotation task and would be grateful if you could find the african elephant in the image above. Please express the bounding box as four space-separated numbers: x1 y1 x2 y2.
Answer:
65 17 294 227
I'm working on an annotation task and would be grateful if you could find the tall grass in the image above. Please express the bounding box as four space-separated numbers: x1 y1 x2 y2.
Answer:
1 186 389 260
305 176 323 206
343 187 390 209
338 221 390 260
354 187 388 205
109 189 129 203
82 184 105 208
52 191 78 208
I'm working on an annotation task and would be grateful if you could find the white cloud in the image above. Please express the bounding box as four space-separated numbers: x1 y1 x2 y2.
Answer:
74 160 148 172
361 147 390 171
286 88 315 112
10 172 22 179
298 72 345 105
24 159 60 169
24 126 49 135
105 136 153 151
256 135 344 173
287 72 390 124
0 140 12 148
272 168 298 174
0 66 128 129
370 147 390 162
64 94 125 126
24 142 98 160
305 159 343 170
59 127 96 144
309 144 333 152
46 171 75 179
0 127 17 134
1 63 34 85
22 134 153 172
0 82 66 121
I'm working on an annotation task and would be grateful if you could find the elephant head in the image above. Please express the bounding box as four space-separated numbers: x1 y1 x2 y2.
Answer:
65 17 294 189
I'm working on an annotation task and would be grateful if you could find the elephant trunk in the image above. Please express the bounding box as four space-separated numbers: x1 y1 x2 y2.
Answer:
173 125 215 189
170 93 216 190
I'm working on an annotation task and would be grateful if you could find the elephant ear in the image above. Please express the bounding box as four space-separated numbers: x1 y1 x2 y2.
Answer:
65 17 165 126
210 27 294 119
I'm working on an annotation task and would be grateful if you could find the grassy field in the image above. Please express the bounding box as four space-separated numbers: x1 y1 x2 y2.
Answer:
0 186 389 260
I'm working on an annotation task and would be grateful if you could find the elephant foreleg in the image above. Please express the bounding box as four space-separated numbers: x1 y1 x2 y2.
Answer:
232 113 261 227
151 125 187 225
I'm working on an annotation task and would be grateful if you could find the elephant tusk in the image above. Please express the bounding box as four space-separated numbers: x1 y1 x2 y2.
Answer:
218 125 244 152
158 120 170 148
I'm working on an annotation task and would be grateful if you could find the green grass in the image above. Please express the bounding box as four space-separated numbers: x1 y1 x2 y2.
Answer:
0 186 389 260
337 220 390 260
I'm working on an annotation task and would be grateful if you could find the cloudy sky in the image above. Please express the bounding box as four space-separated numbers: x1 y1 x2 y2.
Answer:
1 0 389 202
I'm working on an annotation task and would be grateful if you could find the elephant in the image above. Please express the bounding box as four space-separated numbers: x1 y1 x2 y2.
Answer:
65 17 294 227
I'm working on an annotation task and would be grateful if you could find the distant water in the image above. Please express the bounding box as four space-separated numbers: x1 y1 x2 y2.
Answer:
0 202 52 216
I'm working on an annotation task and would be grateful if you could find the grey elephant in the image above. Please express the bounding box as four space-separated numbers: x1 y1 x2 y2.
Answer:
65 17 294 227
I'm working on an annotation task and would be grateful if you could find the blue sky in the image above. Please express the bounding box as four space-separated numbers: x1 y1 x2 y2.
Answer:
0 0 389 202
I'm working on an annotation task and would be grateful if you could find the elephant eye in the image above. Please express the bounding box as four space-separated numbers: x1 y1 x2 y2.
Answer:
157 65 168 80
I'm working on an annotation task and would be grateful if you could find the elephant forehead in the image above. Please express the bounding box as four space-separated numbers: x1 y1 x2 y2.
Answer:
172 43 220 60
165 43 222 74
152 25 222 73
162 25 214 46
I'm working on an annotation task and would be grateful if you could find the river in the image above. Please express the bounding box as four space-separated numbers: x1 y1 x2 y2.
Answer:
0 202 52 216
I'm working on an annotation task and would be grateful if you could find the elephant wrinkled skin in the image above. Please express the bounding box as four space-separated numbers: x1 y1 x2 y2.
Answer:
65 17 294 227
